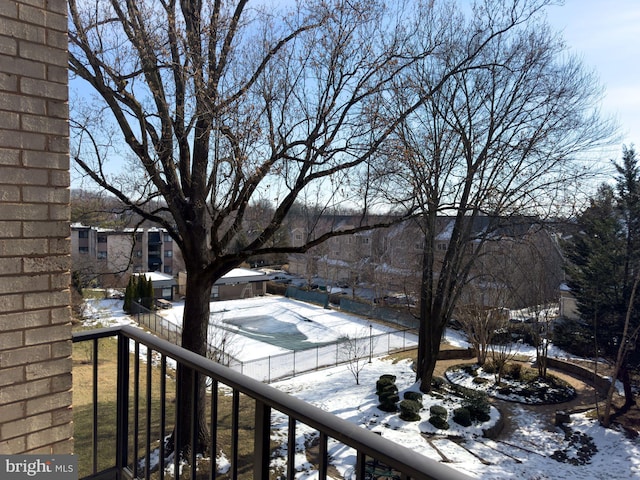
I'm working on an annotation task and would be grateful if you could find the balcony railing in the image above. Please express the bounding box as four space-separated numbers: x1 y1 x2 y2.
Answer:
72 325 470 480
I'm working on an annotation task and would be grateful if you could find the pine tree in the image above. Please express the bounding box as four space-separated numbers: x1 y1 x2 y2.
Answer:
615 146 640 301
564 147 640 417
137 274 144 307
145 275 155 310
123 276 133 313
564 183 626 336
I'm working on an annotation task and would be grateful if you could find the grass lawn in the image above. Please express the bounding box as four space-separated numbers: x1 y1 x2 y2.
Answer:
73 329 276 479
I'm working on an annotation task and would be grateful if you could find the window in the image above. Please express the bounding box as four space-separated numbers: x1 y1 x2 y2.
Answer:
79 246 89 254
295 234 302 241
164 234 172 242
97 235 107 243
135 250 142 258
78 230 89 239
97 251 107 260
164 266 173 274
148 232 161 243
164 250 173 258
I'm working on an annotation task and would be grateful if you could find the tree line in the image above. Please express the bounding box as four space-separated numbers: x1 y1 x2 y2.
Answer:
562 146 640 427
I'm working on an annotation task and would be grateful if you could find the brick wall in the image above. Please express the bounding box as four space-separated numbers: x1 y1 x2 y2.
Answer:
0 0 72 454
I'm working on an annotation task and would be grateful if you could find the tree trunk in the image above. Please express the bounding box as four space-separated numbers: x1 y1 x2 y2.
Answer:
621 365 635 411
172 271 213 457
602 274 640 427
418 318 446 393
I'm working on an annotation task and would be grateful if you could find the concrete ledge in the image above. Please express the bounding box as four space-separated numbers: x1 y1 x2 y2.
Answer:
545 357 611 396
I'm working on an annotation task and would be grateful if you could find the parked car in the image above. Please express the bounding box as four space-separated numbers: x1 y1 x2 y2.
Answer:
156 298 172 309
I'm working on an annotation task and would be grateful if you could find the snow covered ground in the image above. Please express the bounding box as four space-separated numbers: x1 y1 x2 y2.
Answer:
270 356 640 479
81 296 640 479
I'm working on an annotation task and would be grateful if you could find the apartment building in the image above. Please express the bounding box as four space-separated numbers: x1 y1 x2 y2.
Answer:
286 215 566 310
71 224 184 288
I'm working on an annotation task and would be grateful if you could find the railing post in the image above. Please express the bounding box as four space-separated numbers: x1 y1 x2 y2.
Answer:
91 339 98 475
116 332 130 477
253 400 272 480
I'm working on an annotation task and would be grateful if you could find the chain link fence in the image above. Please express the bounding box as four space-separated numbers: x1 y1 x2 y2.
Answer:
131 301 418 383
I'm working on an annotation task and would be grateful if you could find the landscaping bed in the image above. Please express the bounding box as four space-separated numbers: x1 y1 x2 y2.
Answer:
446 362 577 405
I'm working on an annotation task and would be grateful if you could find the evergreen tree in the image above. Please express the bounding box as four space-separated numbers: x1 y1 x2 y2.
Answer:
615 146 640 300
123 276 134 313
563 147 640 413
137 275 146 307
612 146 640 408
564 183 626 340
145 276 155 310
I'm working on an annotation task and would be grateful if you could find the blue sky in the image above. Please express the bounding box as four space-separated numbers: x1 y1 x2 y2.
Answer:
547 0 640 153
70 1 638 188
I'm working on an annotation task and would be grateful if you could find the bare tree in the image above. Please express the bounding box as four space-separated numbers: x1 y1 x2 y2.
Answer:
602 273 640 427
455 284 508 366
340 327 376 385
374 0 616 392
490 332 521 386
68 0 509 454
206 313 239 367
488 227 564 378
67 0 589 453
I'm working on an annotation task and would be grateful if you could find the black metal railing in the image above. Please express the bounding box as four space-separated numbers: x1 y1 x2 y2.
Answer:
72 325 470 480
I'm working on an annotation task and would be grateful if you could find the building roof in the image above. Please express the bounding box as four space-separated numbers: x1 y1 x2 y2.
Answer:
214 268 267 285
134 271 175 283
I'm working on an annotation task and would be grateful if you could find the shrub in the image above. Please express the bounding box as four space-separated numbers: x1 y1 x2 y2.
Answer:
497 385 512 396
429 405 448 419
472 377 490 385
431 376 446 390
453 407 472 427
428 415 450 430
462 364 478 377
377 390 399 412
481 361 497 374
378 397 399 412
552 319 594 358
377 382 398 396
461 390 491 422
376 376 397 394
377 375 399 412
399 400 422 422
506 362 522 380
404 391 423 402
